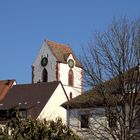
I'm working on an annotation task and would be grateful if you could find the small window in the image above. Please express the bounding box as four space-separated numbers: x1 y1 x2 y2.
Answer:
68 69 74 86
80 114 89 129
0 110 9 121
8 109 16 119
19 109 27 119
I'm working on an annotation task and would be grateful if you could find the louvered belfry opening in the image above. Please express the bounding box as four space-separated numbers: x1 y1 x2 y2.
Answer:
42 68 48 82
68 69 74 86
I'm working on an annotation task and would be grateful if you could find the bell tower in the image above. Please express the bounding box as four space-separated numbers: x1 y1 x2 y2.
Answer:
32 39 83 98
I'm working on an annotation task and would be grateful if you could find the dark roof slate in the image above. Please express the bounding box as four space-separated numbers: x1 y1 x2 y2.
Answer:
61 88 122 109
0 81 60 119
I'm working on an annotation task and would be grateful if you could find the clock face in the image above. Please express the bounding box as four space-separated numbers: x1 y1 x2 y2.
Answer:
68 59 74 68
41 57 48 67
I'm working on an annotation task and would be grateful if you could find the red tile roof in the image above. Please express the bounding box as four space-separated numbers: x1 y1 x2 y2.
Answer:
46 40 82 68
0 80 15 101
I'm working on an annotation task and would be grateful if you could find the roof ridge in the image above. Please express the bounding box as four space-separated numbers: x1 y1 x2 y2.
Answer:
45 39 70 48
14 81 60 86
0 79 15 82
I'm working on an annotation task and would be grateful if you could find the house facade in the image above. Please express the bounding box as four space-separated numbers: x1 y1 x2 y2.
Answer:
65 107 107 140
62 91 114 139
0 81 69 123
62 83 140 139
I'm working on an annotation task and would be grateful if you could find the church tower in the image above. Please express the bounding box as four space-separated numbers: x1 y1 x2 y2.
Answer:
32 40 83 98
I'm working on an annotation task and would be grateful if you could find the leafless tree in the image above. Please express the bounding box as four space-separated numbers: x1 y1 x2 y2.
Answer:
81 17 140 140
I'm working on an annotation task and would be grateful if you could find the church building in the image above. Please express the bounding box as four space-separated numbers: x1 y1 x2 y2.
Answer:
32 39 83 99
0 40 83 123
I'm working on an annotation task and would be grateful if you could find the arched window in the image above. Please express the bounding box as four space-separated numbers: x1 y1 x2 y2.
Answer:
42 68 48 82
68 69 74 86
70 92 73 99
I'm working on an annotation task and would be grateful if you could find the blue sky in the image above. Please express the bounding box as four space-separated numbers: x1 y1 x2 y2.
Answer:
0 0 140 84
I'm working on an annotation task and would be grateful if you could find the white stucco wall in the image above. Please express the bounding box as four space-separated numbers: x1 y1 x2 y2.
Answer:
59 55 83 98
32 42 57 83
59 56 82 88
37 84 68 124
68 108 108 140
63 85 82 99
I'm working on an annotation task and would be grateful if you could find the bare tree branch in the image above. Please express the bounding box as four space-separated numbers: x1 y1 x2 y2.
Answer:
80 17 140 140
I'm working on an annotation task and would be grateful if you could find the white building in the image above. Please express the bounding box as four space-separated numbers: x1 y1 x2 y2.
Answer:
62 90 113 140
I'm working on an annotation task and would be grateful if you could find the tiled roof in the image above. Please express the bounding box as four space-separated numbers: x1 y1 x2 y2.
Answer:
46 40 82 68
61 90 122 109
0 81 60 119
0 80 15 101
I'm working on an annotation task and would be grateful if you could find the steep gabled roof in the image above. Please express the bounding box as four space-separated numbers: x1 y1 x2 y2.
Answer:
0 80 15 101
46 40 82 68
0 81 60 119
